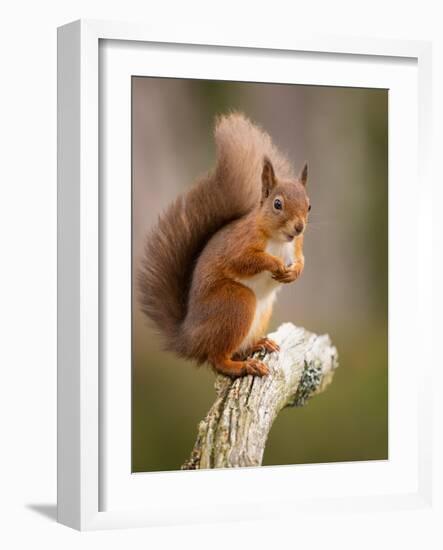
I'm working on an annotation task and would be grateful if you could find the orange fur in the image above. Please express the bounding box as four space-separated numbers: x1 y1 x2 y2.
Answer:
138 113 310 378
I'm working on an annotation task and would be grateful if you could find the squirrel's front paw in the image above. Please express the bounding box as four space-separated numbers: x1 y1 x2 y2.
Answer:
270 261 287 281
272 261 304 283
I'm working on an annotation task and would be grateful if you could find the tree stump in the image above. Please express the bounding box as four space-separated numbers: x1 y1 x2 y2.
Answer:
182 323 338 470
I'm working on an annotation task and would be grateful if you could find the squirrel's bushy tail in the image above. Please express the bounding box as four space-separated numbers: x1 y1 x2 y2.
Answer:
138 112 293 354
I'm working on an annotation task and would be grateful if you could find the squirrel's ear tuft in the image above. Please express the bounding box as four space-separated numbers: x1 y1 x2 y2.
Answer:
262 157 276 201
299 162 308 187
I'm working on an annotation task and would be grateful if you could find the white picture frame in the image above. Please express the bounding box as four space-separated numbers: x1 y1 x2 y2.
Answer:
57 19 433 531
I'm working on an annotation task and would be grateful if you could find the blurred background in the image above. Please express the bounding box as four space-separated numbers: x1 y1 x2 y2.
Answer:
132 77 388 472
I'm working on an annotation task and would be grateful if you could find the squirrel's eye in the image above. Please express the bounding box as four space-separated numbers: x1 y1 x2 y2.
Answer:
308 204 312 212
273 198 283 210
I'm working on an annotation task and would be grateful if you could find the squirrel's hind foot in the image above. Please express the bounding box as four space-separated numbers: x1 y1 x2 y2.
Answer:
211 357 269 378
233 338 280 361
243 358 269 377
251 337 280 355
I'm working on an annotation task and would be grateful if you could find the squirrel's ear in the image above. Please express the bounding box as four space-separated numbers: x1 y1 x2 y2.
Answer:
299 162 308 187
262 157 276 200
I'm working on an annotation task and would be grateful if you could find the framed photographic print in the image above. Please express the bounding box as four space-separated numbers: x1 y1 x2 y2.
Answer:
57 19 433 530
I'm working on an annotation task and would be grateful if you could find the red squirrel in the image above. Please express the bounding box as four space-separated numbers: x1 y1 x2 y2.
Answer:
139 112 310 378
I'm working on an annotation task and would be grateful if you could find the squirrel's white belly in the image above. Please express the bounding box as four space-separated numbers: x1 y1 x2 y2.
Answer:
236 239 294 351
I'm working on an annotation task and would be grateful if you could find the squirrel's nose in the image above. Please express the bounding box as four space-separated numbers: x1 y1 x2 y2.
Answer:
294 222 304 236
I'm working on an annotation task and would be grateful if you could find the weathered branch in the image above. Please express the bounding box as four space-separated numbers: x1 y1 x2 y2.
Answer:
182 323 338 470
